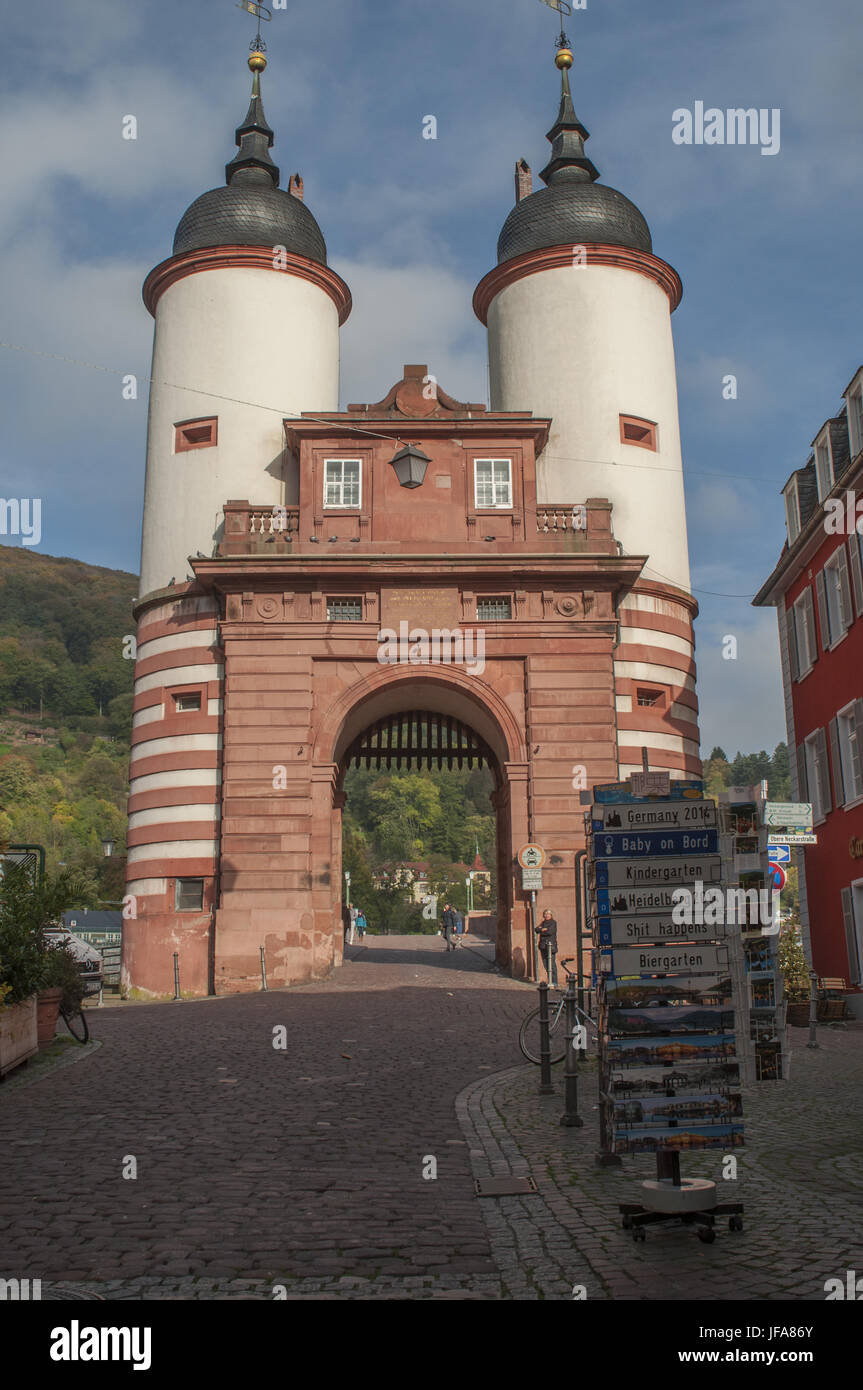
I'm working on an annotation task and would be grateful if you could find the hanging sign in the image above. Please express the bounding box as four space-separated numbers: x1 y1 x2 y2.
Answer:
591 829 718 859
595 914 730 947
591 800 717 833
602 943 729 977
592 855 723 891
763 802 813 828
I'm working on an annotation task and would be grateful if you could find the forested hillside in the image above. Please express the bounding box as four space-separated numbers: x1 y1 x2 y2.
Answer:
0 545 136 896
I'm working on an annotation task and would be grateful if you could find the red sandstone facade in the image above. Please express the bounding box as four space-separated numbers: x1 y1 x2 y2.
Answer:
124 366 700 997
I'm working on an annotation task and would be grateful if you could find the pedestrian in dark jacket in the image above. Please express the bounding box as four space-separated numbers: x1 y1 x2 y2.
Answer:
536 908 559 985
441 903 457 952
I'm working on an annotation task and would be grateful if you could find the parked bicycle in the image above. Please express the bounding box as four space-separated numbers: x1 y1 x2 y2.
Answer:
518 957 596 1064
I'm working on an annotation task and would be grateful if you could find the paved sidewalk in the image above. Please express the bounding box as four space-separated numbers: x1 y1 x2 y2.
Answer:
459 1027 863 1301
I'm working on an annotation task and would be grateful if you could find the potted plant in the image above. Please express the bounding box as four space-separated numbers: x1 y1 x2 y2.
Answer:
779 924 811 1027
0 864 93 1073
39 940 86 1045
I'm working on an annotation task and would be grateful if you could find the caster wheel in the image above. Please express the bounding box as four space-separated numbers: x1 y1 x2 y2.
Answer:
633 1227 646 1243
697 1226 716 1244
729 1216 743 1233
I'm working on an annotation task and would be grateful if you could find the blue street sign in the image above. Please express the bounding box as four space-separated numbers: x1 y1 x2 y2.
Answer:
768 844 790 864
591 829 718 859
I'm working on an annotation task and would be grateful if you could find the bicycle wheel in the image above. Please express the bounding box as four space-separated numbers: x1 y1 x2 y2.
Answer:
60 1007 89 1044
519 1007 567 1065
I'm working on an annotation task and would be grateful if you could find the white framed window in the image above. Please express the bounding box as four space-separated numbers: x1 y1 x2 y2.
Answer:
783 477 801 544
814 429 834 501
847 382 863 459
804 727 831 823
324 459 361 509
848 532 863 618
787 587 817 678
818 549 854 647
833 700 863 807
474 459 512 509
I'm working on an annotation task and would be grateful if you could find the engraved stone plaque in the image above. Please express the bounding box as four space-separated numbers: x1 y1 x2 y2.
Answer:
381 587 461 629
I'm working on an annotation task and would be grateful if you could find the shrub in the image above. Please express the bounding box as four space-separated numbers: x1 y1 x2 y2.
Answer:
0 863 93 1005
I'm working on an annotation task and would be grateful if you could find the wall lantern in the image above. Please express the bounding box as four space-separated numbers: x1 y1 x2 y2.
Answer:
101 838 115 858
389 442 431 489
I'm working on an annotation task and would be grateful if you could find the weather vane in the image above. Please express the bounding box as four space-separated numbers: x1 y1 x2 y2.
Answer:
537 0 572 52
236 0 272 53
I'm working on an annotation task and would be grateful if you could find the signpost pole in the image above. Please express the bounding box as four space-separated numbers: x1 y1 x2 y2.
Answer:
807 970 819 1049
537 981 554 1095
530 890 539 981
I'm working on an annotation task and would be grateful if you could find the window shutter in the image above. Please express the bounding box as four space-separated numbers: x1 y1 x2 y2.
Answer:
836 547 854 631
786 607 799 681
802 588 818 665
847 536 863 619
815 726 832 816
796 743 808 800
852 700 863 798
829 717 845 807
814 569 829 648
841 888 861 986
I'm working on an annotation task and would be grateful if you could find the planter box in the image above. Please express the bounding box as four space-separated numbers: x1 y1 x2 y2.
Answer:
0 996 39 1077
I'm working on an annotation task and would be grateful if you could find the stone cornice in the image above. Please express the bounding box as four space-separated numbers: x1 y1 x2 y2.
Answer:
473 243 683 324
142 245 352 323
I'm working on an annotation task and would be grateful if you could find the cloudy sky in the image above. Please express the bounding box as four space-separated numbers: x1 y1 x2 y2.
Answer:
1 0 862 757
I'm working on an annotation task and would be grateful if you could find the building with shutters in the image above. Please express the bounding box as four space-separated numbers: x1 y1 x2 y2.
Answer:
124 37 704 998
754 365 863 1013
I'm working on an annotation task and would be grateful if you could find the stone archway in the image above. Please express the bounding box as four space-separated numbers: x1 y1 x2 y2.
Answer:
312 668 530 975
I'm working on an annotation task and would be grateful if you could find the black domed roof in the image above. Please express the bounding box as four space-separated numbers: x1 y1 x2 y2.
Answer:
498 179 651 263
174 175 327 263
172 65 327 266
497 59 652 265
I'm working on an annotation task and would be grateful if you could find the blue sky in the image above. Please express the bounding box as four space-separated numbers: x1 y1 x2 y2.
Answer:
1 0 862 756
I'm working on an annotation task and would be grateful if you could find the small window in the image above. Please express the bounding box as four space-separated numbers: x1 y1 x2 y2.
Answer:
848 388 863 458
324 459 361 509
791 588 817 674
619 415 658 451
327 597 363 621
477 597 512 621
637 688 664 708
175 878 204 912
474 459 512 509
173 692 201 713
804 729 831 822
814 431 834 501
175 418 218 452
784 478 801 544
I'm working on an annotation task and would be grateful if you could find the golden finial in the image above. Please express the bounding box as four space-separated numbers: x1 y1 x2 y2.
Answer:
249 50 267 72
555 46 573 69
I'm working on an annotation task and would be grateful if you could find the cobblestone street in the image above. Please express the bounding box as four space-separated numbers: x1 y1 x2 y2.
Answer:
2 934 861 1301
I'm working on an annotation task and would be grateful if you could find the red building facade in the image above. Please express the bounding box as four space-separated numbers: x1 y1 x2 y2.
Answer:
755 364 863 1013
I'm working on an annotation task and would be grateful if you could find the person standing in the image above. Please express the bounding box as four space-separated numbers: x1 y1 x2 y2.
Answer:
441 902 457 952
536 908 559 985
355 909 367 939
454 908 465 947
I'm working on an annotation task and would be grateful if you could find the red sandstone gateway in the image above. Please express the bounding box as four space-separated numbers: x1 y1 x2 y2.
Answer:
125 44 703 998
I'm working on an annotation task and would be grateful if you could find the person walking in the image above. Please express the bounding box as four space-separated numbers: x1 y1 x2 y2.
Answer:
441 902 457 952
536 908 559 985
355 909 367 939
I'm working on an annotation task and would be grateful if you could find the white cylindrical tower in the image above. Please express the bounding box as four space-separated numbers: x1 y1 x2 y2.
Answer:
474 44 699 781
125 50 351 998
138 53 351 598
